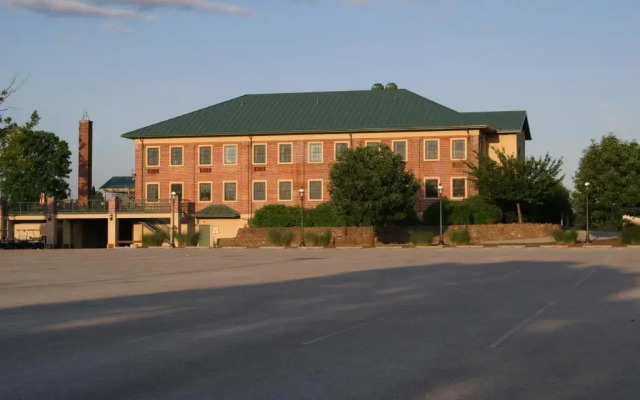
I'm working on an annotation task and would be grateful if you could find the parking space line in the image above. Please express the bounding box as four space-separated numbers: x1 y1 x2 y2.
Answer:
490 302 556 348
574 268 597 287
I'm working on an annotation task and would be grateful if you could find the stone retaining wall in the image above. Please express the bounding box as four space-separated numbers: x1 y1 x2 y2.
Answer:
219 226 375 247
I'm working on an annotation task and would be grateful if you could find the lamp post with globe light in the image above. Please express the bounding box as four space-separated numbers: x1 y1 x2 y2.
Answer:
438 184 445 245
585 182 591 244
298 188 306 247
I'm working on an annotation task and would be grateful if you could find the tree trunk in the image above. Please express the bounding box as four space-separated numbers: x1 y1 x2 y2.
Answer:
516 202 523 224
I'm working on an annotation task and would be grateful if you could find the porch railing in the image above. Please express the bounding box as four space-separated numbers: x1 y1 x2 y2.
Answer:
7 203 46 215
6 199 194 215
56 200 108 213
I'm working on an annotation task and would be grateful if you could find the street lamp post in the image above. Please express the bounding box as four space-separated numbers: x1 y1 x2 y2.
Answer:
438 184 445 245
585 182 591 244
170 191 177 248
298 188 306 247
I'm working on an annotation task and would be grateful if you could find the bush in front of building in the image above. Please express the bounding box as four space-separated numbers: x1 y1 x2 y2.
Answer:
305 230 333 247
174 231 201 247
449 228 471 245
408 229 434 245
252 203 345 228
619 225 640 244
142 231 167 247
267 229 295 247
422 196 502 225
552 229 578 243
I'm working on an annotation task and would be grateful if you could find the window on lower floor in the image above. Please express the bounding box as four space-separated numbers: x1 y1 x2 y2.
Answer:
224 182 237 202
253 181 266 201
170 183 183 200
424 179 439 199
452 178 466 198
146 183 159 202
199 183 212 202
279 181 292 201
309 180 323 201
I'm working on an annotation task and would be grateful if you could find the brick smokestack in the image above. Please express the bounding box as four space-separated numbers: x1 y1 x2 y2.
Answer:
78 117 93 205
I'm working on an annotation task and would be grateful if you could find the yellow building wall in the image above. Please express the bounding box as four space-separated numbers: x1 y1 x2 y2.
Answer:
196 218 248 247
13 223 43 240
486 133 521 161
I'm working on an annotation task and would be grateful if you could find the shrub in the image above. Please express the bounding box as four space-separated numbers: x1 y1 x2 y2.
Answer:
620 225 640 244
422 199 453 225
142 231 166 247
409 229 434 245
422 196 502 225
185 231 201 246
307 203 345 227
304 231 333 246
268 229 295 247
253 205 299 227
465 196 503 224
552 229 578 243
449 228 471 245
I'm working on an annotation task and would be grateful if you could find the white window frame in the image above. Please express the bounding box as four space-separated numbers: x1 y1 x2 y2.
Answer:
146 146 160 167
277 180 293 201
169 146 184 167
252 143 267 165
223 181 238 203
252 180 267 202
198 181 212 203
365 140 381 149
423 177 440 199
308 179 324 201
451 177 467 199
198 145 212 166
223 144 238 165
278 143 293 164
392 140 408 162
451 138 467 161
169 182 184 200
146 182 160 203
334 141 350 160
308 142 323 164
424 139 440 161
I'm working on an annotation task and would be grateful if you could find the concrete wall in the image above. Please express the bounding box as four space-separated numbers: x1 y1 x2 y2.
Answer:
196 218 248 247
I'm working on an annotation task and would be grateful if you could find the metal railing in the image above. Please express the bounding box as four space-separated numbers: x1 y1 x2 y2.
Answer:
117 198 172 213
56 200 108 213
7 203 46 215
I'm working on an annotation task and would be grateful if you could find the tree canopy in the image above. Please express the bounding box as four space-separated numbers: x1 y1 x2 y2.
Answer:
572 134 640 230
0 79 71 202
329 144 420 226
466 149 564 223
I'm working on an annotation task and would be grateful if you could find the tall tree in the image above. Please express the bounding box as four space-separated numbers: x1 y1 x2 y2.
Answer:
572 134 640 230
466 149 563 223
329 145 420 226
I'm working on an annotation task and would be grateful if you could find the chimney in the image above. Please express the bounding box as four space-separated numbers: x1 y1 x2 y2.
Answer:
78 110 93 205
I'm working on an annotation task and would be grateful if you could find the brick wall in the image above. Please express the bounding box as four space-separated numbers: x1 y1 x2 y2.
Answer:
134 131 484 216
219 226 375 247
78 120 93 204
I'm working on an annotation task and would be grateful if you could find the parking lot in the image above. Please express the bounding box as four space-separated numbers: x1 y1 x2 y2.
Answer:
1 248 640 400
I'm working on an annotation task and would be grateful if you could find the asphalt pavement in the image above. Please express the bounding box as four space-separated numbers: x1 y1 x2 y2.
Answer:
1 248 639 400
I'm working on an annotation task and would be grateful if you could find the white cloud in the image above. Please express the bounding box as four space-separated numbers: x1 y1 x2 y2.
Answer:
6 0 253 18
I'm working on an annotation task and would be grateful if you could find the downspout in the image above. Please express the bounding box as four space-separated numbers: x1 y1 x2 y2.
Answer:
348 132 353 148
140 139 145 201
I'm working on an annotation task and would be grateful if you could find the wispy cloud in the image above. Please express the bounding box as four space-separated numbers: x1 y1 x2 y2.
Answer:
101 22 136 34
6 0 253 18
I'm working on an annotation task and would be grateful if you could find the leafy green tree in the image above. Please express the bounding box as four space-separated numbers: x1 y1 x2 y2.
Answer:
466 149 563 223
572 135 640 230
0 124 71 202
329 145 420 226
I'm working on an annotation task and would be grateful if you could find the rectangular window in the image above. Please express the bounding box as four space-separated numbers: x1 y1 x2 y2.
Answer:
452 178 466 198
146 183 159 202
279 143 292 163
451 139 466 160
278 181 292 201
199 146 212 165
393 141 407 161
309 180 323 201
309 143 323 163
253 181 266 201
425 140 439 160
366 141 381 149
223 145 237 165
199 183 212 202
224 182 237 202
170 183 183 200
170 147 183 166
334 142 349 160
147 147 159 166
253 144 266 164
424 179 439 199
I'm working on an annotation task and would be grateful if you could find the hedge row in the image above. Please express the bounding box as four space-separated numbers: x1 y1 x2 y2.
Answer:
422 197 503 225
252 203 345 228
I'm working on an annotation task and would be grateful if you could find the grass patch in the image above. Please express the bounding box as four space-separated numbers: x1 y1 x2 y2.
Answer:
449 228 471 245
552 229 578 243
409 229 434 245
268 229 295 247
174 231 201 247
305 231 333 247
620 225 640 244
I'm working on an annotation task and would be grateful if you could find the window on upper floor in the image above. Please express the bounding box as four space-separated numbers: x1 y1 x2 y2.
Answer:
147 148 159 166
253 144 267 164
309 143 323 163
424 140 439 161
224 145 237 165
451 139 466 160
199 146 212 165
279 144 292 163
334 142 349 160
170 147 183 166
393 141 407 161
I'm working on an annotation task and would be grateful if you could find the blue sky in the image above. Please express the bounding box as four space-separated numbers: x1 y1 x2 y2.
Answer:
2 0 638 197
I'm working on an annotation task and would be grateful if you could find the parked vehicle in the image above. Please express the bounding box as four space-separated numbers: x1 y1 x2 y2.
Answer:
0 237 46 250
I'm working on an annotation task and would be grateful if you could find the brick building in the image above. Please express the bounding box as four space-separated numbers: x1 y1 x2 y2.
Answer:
122 86 531 220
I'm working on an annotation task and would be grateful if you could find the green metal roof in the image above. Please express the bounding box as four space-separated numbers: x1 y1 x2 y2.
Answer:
462 111 531 140
193 205 240 219
122 89 531 140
